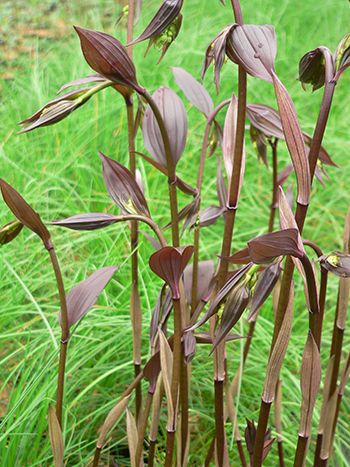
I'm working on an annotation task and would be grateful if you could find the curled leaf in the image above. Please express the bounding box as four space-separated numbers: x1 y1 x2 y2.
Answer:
0 219 23 246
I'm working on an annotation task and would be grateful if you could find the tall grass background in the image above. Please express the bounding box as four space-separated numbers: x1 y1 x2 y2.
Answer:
1 0 350 465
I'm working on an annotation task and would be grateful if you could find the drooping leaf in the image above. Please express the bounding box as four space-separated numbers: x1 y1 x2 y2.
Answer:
227 24 277 84
48 213 120 231
149 245 194 299
299 330 321 437
297 47 332 91
210 283 250 354
246 103 284 140
128 0 183 46
172 67 214 116
100 151 151 217
219 247 251 265
142 86 188 169
0 179 51 249
0 219 23 246
74 26 144 93
97 396 130 449
48 405 64 467
139 230 162 251
272 72 311 206
248 260 281 320
183 260 214 304
247 228 303 264
58 266 118 333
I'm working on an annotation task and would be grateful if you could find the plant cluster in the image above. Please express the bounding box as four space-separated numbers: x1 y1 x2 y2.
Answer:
1 0 350 466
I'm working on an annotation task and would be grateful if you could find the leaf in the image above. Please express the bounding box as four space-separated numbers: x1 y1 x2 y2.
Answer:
56 73 107 94
182 331 197 364
263 282 294 403
143 352 161 393
97 396 130 448
297 47 331 91
100 151 151 217
126 406 140 467
0 179 51 249
272 72 311 206
48 405 64 467
74 26 144 93
139 230 162 251
216 154 228 209
58 266 118 333
219 247 251 265
246 103 284 140
149 246 194 299
172 67 214 116
247 228 302 264
142 86 188 168
299 330 321 437
48 213 119 231
227 24 277 84
248 260 281 320
189 205 225 231
131 281 142 364
210 284 250 353
159 328 175 430
128 0 183 46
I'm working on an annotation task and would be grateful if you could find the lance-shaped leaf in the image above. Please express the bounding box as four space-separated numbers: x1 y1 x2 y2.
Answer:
100 151 150 217
183 260 214 304
182 331 197 364
263 283 294 403
201 24 237 93
0 219 23 246
317 251 350 278
219 247 251 265
48 405 64 467
150 284 168 347
226 24 277 84
250 125 268 167
210 283 250 354
216 155 228 209
139 230 162 251
143 352 161 393
248 260 281 320
187 262 252 332
18 87 96 133
172 67 214 116
247 228 303 264
246 103 284 140
128 0 183 46
142 86 187 169
126 406 139 467
162 194 199 232
272 72 311 206
189 205 226 231
97 395 130 449
299 330 321 437
222 94 246 201
298 46 333 91
48 213 120 231
149 245 194 299
58 266 118 334
74 26 144 94
245 420 274 464
0 179 51 249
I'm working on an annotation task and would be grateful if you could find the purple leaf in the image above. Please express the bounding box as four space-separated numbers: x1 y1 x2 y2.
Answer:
127 0 183 46
216 155 228 209
142 86 188 168
100 151 151 217
74 26 144 94
58 265 118 332
139 230 162 251
297 47 332 91
272 72 311 206
246 103 284 140
183 260 214 304
248 260 281 320
149 246 194 299
48 213 119 231
0 179 51 250
172 67 214 116
219 247 251 265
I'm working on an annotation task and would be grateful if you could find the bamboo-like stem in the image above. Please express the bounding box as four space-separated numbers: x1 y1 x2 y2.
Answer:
142 90 179 247
164 299 182 465
277 440 285 467
268 139 278 233
251 400 271 467
135 391 154 466
293 436 309 467
253 66 336 467
48 248 68 427
237 439 247 467
148 441 156 467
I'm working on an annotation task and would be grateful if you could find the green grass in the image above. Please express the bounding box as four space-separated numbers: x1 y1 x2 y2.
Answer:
1 0 350 465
